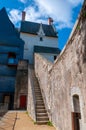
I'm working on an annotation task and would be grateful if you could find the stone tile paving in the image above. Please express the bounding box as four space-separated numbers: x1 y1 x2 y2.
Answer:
15 111 56 130
0 111 17 130
0 111 56 130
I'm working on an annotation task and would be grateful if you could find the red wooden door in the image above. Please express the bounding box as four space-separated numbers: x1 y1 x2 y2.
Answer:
20 95 26 109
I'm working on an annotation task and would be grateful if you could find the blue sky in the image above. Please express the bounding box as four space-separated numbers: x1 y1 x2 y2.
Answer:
0 0 84 50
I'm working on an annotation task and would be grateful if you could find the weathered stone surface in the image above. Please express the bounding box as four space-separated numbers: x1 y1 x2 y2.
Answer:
35 1 86 130
27 65 36 121
14 60 28 109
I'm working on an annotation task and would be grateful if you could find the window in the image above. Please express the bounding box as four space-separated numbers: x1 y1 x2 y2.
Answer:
54 55 57 60
8 52 17 66
40 37 43 41
73 95 80 113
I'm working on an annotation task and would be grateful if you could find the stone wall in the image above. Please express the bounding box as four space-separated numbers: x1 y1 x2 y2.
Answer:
14 60 28 109
35 54 52 119
27 65 36 121
35 1 86 130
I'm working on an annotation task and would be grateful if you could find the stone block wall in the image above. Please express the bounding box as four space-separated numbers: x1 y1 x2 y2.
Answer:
14 60 28 109
35 54 53 119
27 65 36 121
34 1 86 130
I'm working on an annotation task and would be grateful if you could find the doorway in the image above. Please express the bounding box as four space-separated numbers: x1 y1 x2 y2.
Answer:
4 94 14 110
20 95 27 109
72 95 81 130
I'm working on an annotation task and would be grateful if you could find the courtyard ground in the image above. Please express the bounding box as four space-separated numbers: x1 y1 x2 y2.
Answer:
0 111 56 130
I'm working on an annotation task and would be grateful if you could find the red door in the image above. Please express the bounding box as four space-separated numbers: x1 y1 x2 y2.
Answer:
20 95 27 109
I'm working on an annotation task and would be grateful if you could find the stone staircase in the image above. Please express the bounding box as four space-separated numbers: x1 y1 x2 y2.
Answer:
32 69 49 124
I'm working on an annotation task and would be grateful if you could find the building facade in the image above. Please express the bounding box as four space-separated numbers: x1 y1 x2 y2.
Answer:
0 8 24 109
20 16 60 64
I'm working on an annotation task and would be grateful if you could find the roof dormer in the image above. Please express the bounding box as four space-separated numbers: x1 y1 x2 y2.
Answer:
37 23 45 38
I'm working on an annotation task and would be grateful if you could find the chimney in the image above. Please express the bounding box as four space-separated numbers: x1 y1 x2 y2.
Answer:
48 17 53 25
22 11 26 21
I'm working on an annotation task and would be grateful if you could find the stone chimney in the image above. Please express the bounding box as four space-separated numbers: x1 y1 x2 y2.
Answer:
48 17 53 25
22 11 26 21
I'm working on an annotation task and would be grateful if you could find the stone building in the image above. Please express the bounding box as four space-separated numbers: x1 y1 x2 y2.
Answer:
14 10 60 110
0 0 86 130
0 8 24 109
20 14 60 63
0 7 60 111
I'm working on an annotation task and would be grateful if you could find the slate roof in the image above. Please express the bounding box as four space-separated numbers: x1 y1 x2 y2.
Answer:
34 46 61 54
0 8 24 46
20 21 58 37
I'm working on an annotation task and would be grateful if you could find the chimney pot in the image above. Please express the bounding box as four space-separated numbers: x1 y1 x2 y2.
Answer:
22 11 26 21
48 17 53 25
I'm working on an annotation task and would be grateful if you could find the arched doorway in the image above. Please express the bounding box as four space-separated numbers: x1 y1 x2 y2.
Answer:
72 95 81 130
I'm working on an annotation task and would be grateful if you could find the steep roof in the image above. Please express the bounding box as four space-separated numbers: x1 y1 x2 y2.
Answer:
20 21 58 38
34 46 61 54
0 8 24 46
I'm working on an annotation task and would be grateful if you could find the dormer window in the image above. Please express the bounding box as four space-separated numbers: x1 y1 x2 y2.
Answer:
37 23 45 42
40 37 43 41
8 52 17 66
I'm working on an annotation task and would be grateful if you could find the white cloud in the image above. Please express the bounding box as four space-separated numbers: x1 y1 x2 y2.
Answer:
9 9 21 24
8 0 84 29
24 6 48 24
35 0 72 26
34 0 84 29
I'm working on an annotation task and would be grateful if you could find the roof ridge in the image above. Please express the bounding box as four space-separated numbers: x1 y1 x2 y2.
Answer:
21 20 51 26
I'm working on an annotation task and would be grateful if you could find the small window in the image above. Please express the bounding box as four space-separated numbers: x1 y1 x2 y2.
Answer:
40 37 43 41
8 52 17 66
54 55 57 60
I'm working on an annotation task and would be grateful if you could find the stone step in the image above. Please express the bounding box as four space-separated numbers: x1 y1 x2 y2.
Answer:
36 97 43 99
32 69 49 124
36 104 45 107
37 116 49 121
36 102 44 105
36 104 45 108
35 94 42 97
36 97 43 102
36 109 47 113
36 99 43 101
34 88 40 91
35 92 41 94
36 96 42 98
34 84 39 87
36 113 48 116
35 91 41 93
36 120 48 125
34 88 41 92
35 90 41 92
34 87 40 89
35 93 42 95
